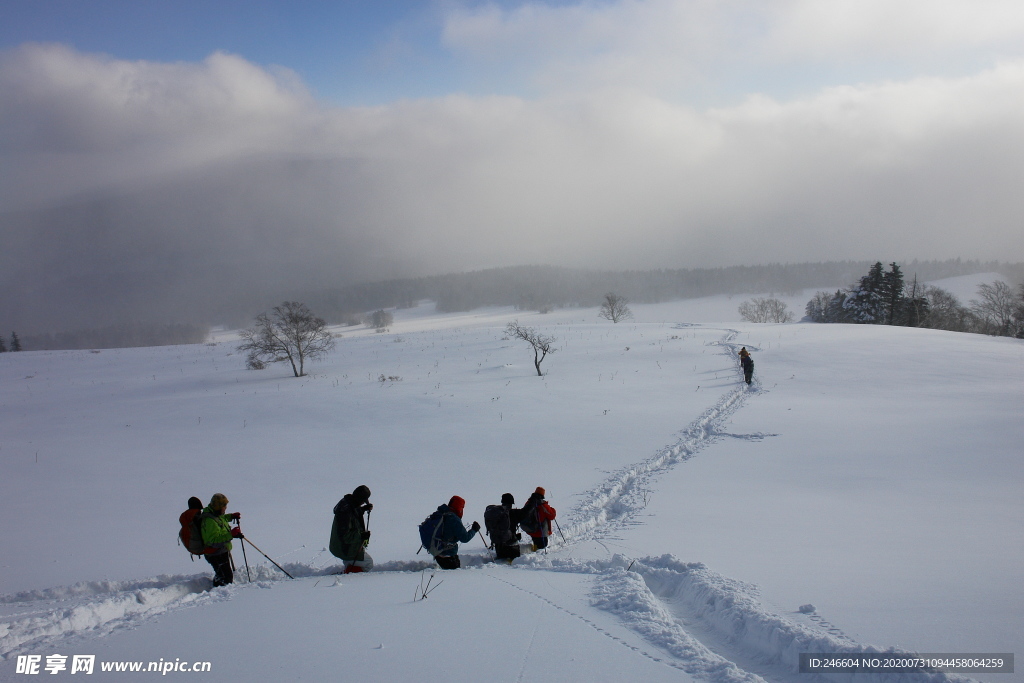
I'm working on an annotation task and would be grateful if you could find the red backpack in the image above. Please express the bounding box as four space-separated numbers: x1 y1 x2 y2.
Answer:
179 508 207 556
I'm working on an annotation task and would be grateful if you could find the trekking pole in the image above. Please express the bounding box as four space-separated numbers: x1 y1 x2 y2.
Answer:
235 520 252 582
554 519 567 545
242 537 295 579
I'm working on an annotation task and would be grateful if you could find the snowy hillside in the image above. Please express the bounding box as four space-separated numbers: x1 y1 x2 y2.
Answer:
1 290 1021 682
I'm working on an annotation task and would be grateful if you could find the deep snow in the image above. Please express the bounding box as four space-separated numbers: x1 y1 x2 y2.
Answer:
1 276 1021 682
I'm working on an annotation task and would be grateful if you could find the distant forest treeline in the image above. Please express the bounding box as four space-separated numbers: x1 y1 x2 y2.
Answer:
301 259 1020 324
20 323 209 352
11 260 1021 350
804 261 1024 338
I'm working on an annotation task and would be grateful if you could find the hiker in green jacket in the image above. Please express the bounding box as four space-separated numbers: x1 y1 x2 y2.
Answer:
200 493 242 586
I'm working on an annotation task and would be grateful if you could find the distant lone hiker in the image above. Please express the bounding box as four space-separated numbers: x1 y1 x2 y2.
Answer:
200 493 242 587
739 348 754 385
330 485 374 574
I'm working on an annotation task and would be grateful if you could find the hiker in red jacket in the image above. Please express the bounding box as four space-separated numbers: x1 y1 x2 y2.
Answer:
520 487 556 551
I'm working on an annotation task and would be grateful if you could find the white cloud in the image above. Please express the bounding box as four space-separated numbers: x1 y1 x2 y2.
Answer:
769 0 1024 58
0 44 317 205
440 0 1024 96
1 42 1023 306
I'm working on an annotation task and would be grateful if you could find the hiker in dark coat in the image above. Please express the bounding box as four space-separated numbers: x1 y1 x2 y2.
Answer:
740 348 754 385
485 493 523 563
330 485 374 573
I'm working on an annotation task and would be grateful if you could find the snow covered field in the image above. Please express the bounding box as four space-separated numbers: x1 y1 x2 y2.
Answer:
1 277 1021 682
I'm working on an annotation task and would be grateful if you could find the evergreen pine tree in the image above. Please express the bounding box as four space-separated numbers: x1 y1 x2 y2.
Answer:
843 262 886 323
10 332 22 351
0 334 7 353
804 292 830 322
881 262 905 325
823 290 852 323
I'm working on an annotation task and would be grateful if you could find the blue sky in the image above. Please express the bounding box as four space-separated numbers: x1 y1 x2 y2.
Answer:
7 0 1023 106
0 0 458 103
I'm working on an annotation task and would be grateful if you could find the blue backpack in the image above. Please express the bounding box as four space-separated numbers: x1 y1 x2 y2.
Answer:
418 508 454 557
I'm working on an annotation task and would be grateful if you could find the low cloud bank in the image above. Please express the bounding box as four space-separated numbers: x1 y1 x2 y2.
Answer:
2 43 1023 331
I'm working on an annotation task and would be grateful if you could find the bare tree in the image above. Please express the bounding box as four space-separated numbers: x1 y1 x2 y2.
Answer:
970 281 1017 336
804 291 839 322
506 321 556 376
918 285 975 332
598 293 633 323
738 297 795 323
238 301 336 377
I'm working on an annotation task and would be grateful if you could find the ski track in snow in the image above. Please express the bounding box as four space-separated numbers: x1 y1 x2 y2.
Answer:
0 561 432 658
0 575 220 657
488 566 762 682
0 327 978 683
560 327 756 546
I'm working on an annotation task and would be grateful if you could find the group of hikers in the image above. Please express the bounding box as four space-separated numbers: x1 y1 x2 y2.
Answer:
414 488 557 570
180 352 753 586
179 486 557 585
329 486 557 574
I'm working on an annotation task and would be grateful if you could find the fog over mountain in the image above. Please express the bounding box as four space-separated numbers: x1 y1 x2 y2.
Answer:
3 16 1024 333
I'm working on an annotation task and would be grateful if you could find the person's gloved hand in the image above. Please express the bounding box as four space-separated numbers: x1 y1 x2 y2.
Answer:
229 512 241 521
363 503 373 513
470 521 481 532
230 527 244 539
361 531 371 541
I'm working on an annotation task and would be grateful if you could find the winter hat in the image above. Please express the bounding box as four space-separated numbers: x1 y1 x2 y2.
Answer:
501 493 515 506
209 493 229 510
448 495 466 518
352 485 371 502
534 487 546 498
187 496 203 510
